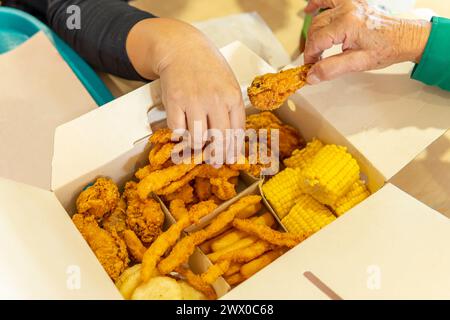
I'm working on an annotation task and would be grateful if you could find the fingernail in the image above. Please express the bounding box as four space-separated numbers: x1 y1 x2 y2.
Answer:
307 73 321 85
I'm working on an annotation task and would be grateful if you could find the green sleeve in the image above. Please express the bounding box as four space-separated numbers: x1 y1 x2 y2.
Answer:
411 16 450 91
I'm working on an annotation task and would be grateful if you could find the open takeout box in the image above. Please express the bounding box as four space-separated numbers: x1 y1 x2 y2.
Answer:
1 40 450 299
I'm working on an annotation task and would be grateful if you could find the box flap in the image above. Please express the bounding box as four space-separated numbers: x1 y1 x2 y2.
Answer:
226 183 450 299
0 32 96 190
298 51 450 180
0 177 121 299
52 41 275 190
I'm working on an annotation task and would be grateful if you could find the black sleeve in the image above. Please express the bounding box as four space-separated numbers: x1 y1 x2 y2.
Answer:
46 0 156 80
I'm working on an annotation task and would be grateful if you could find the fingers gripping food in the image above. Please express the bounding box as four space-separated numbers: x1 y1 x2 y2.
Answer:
72 214 129 281
248 64 312 111
76 177 120 218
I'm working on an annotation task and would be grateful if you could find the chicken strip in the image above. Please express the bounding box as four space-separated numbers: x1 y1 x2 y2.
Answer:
233 218 309 248
150 128 173 145
123 229 147 262
157 195 262 274
164 184 195 204
72 213 129 281
141 200 217 282
247 64 312 110
76 177 120 219
169 199 189 221
124 181 165 246
149 143 175 167
137 162 197 200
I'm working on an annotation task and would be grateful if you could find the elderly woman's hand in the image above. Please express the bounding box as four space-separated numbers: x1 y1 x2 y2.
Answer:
304 0 432 84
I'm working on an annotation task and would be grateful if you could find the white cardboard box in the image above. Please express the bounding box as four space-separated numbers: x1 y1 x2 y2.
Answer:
1 41 449 300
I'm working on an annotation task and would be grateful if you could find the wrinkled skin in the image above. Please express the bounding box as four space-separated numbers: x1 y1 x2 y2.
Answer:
304 0 431 84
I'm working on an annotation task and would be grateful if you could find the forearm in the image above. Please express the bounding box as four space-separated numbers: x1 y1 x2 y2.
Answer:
126 18 214 80
46 0 155 80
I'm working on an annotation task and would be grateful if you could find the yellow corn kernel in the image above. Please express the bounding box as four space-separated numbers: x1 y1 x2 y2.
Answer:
282 194 336 235
301 144 360 205
331 180 370 216
262 167 303 219
283 138 324 170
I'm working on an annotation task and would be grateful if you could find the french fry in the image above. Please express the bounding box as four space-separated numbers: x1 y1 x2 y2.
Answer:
224 273 245 286
240 249 285 279
224 263 241 277
207 237 257 263
210 213 275 252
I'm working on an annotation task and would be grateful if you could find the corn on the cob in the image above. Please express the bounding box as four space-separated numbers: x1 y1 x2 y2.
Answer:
301 144 360 205
283 138 324 169
282 194 335 235
262 167 303 219
331 180 370 216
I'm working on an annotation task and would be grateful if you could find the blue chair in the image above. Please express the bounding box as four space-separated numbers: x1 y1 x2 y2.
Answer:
0 7 114 106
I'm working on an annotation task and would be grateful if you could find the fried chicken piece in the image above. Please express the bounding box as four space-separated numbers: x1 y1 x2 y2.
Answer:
233 218 309 248
194 177 212 201
124 181 165 246
72 213 129 281
76 177 120 219
102 198 128 236
150 128 173 145
208 195 223 205
157 195 262 274
278 124 304 159
246 112 305 159
210 177 237 201
135 160 173 180
164 184 195 204
137 163 197 200
246 112 283 128
155 164 239 197
169 199 189 221
141 200 217 282
247 64 312 110
123 229 147 262
149 143 175 167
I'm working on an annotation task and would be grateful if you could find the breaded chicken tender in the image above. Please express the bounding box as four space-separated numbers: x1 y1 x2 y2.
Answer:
137 163 197 200
72 213 129 281
247 64 312 110
76 177 120 218
124 181 165 246
165 184 195 204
